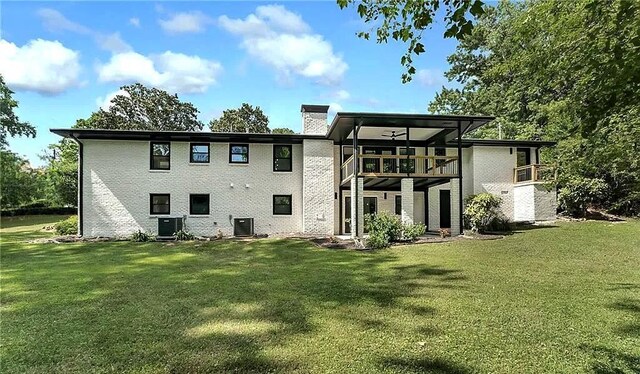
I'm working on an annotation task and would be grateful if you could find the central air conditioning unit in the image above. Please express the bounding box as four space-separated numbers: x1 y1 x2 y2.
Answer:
233 218 254 237
158 217 183 237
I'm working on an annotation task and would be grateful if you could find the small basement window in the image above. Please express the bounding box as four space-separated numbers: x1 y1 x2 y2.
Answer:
190 194 210 215
229 144 249 164
273 145 292 172
150 142 170 170
395 195 402 215
190 143 210 163
150 194 170 215
273 195 292 215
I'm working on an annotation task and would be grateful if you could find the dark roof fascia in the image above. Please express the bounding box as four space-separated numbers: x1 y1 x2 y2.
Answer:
301 104 330 113
327 112 496 141
453 138 557 148
50 129 327 144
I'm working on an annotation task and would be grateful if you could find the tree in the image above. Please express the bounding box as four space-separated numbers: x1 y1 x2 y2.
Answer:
429 0 640 215
1 75 36 147
0 150 43 208
41 139 78 207
272 128 295 134
90 83 203 131
337 0 485 82
209 103 270 133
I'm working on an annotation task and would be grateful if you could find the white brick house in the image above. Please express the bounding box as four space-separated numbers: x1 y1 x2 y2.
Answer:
52 105 556 238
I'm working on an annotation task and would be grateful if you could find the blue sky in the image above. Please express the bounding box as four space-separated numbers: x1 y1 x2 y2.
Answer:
1 1 460 167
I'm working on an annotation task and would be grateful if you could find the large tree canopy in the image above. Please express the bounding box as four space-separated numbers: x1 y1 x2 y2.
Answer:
0 75 36 147
209 103 270 133
90 83 203 131
337 0 485 82
429 0 640 215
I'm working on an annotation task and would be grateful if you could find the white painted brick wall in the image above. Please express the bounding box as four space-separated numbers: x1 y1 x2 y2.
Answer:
350 177 364 238
82 140 304 237
514 183 557 222
471 146 516 220
302 139 335 234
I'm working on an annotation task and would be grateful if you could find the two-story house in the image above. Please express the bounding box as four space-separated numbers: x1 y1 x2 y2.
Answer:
51 104 556 238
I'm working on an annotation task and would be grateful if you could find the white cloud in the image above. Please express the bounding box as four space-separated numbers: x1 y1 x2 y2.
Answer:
159 11 213 34
129 18 141 27
37 8 131 53
96 89 129 111
97 51 222 94
0 39 81 94
328 102 343 114
333 89 350 100
416 69 445 87
219 5 347 85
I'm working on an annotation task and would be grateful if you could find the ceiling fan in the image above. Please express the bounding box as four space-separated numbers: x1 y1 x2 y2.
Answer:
381 130 407 140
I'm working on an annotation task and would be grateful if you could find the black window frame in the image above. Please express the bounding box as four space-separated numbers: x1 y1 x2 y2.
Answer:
395 195 402 215
189 194 210 215
150 142 171 170
273 144 293 172
190 143 210 163
273 194 292 215
229 144 249 164
150 193 170 215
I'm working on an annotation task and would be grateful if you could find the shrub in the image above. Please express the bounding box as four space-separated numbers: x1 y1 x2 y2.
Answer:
174 229 195 241
464 193 503 233
364 211 402 242
0 206 76 216
366 231 389 249
486 216 514 232
402 222 426 241
21 199 52 209
558 176 608 217
130 230 153 242
54 216 78 235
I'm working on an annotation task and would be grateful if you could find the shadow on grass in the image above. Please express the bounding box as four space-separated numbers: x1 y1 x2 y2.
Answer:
1 238 467 373
380 356 473 374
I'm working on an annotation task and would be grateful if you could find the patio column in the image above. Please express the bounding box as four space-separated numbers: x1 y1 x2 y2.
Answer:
450 180 461 235
401 178 414 225
350 177 364 238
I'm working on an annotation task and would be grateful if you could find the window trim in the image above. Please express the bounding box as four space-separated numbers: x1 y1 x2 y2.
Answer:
189 143 210 164
189 194 210 215
150 142 171 170
273 194 292 215
150 193 170 215
229 144 249 164
273 144 293 172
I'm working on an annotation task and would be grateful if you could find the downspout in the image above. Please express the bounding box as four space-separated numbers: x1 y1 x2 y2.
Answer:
69 134 83 237
457 120 464 234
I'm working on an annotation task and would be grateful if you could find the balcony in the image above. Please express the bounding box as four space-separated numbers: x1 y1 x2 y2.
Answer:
514 164 555 183
341 154 459 183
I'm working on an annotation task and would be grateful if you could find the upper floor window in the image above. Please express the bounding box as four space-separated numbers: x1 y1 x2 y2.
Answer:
190 143 210 163
273 195 292 215
399 147 416 173
150 194 170 215
516 148 531 167
229 144 249 164
273 145 292 172
151 142 170 170
189 194 210 215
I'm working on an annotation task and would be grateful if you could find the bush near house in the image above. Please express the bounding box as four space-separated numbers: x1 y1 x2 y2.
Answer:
558 176 609 217
463 193 511 234
54 215 78 235
365 211 427 249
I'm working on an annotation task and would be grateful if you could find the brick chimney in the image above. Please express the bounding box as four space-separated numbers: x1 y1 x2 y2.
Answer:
301 104 330 135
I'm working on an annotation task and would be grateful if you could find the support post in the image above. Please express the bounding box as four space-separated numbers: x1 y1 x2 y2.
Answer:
352 119 361 237
405 126 410 177
401 178 414 225
457 120 464 235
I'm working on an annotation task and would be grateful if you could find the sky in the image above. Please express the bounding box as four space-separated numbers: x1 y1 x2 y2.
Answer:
1 1 461 167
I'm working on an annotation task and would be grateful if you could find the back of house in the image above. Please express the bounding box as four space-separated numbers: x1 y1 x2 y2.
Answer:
52 105 556 238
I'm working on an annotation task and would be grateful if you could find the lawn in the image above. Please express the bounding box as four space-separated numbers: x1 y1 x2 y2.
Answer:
1 216 638 373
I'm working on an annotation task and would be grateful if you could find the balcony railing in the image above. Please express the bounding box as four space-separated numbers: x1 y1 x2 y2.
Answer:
514 164 555 183
341 154 458 182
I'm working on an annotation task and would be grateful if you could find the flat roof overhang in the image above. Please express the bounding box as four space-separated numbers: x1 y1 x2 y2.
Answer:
327 112 495 143
50 128 326 144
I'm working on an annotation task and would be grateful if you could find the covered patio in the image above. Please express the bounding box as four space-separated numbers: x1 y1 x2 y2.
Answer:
327 112 494 238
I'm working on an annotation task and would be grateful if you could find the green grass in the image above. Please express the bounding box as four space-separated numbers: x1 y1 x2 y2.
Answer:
1 216 639 373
